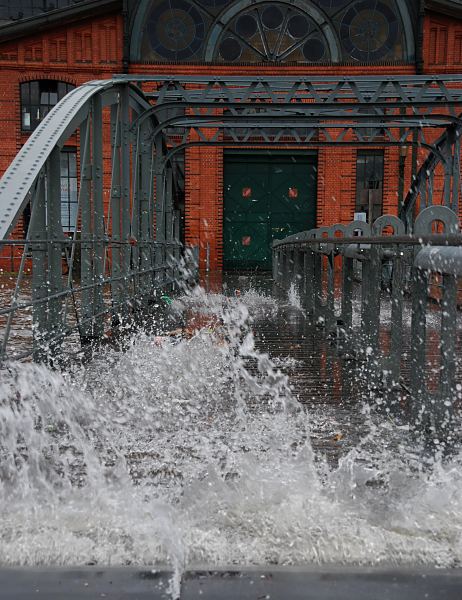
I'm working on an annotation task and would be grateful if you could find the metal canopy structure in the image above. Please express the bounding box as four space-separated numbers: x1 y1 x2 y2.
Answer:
1 74 462 363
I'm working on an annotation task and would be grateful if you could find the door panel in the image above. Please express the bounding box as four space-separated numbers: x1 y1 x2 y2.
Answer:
224 153 317 270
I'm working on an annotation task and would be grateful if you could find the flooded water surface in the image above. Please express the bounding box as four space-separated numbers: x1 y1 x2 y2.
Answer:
1 274 462 593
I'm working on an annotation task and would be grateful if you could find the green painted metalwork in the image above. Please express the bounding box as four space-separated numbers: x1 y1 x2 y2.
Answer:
273 205 462 435
1 74 462 366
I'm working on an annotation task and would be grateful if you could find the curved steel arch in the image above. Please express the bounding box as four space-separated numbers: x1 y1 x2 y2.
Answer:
0 80 157 240
401 122 462 230
0 79 179 364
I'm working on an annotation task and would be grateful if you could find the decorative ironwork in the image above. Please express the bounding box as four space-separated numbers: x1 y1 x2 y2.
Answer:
1 73 462 365
340 0 400 61
273 205 462 435
215 1 331 63
133 0 413 63
146 0 205 60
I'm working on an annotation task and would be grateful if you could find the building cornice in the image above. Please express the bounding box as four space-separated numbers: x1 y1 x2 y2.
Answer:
0 0 122 43
425 0 462 19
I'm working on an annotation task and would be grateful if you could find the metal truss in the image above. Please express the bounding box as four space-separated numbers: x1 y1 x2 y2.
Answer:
1 74 462 363
127 74 462 219
274 205 462 435
0 79 184 364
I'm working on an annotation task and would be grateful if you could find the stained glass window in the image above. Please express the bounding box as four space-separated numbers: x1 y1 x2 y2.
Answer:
133 0 414 64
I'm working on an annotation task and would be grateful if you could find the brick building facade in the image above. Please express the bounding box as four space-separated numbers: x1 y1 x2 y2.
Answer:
0 0 461 271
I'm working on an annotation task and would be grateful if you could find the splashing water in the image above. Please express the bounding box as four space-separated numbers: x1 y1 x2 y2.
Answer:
1 285 462 589
287 282 302 310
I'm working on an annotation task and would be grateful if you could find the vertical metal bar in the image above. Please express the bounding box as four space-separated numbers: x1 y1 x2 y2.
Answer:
313 252 323 322
440 273 457 409
139 123 152 299
130 125 141 301
63 120 90 324
341 255 354 336
30 175 48 361
293 247 303 298
326 253 335 332
443 158 452 208
428 170 434 207
421 179 427 209
46 146 64 360
288 249 295 289
451 137 460 214
390 253 404 384
173 209 181 286
367 245 382 349
303 249 315 314
91 94 105 338
110 101 123 315
360 259 371 342
272 246 278 282
120 84 131 309
410 268 428 420
154 136 166 285
165 165 174 286
80 117 94 342
277 249 284 286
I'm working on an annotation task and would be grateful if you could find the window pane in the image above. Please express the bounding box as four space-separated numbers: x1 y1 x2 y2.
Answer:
68 152 77 177
49 92 58 105
20 82 30 104
30 81 39 105
22 108 31 130
356 151 384 221
60 153 69 176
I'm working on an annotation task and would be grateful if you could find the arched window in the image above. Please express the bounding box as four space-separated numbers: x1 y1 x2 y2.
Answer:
20 80 74 132
131 0 415 64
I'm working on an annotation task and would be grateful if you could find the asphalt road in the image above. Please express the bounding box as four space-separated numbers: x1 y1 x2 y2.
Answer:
1 567 462 599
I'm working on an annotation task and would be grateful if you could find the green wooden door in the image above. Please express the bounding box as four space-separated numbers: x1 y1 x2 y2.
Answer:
223 153 317 269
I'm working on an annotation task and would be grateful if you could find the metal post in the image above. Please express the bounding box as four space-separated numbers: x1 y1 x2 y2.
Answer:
155 136 166 285
325 253 335 332
366 245 382 349
46 147 64 360
110 101 123 320
31 174 48 360
165 165 174 287
120 85 132 311
91 95 105 338
341 255 354 336
409 268 428 421
277 249 284 286
389 253 404 385
313 252 323 323
440 273 457 410
303 249 315 314
139 124 152 300
272 246 278 282
281 249 290 289
131 128 141 300
293 247 303 298
173 209 181 287
451 137 460 214
80 118 94 342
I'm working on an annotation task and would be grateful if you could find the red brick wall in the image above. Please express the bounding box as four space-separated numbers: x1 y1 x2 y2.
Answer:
1 7 462 273
423 11 462 72
0 12 123 271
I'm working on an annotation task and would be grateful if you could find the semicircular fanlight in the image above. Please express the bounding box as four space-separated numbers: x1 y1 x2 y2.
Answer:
214 1 331 64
